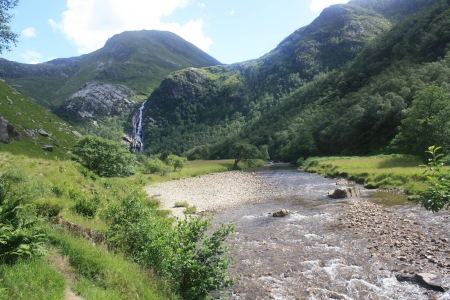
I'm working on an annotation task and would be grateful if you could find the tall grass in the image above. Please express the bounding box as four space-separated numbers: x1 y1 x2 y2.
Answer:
303 154 429 194
48 227 174 300
0 259 65 300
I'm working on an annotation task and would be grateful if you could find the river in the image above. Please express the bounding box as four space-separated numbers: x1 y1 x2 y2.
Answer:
212 165 450 299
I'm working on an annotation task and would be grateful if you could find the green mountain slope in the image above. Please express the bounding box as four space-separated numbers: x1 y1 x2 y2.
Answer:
0 30 220 110
235 0 450 160
0 80 80 158
142 0 440 156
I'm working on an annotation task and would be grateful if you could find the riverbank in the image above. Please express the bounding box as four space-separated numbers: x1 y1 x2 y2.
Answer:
145 170 276 219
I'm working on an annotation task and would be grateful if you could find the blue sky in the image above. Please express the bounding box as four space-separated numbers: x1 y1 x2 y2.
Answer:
2 0 349 65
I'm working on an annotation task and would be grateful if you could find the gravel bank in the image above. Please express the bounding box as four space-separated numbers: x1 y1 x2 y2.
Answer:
144 171 273 219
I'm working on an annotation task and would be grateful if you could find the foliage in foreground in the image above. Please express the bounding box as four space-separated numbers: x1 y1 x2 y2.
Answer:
106 196 235 299
72 135 135 177
49 228 173 300
0 170 46 263
0 259 65 300
418 146 450 212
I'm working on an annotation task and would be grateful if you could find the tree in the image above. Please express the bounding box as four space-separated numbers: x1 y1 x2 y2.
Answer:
390 85 450 158
0 0 19 54
231 142 260 169
72 135 135 177
165 154 187 172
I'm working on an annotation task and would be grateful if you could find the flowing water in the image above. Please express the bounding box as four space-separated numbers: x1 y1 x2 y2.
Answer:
213 165 450 299
131 100 146 152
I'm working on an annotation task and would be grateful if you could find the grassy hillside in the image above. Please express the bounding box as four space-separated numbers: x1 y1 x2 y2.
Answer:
0 81 80 159
0 152 240 299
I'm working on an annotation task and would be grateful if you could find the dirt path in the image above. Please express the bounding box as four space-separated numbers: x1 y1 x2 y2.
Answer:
47 252 84 300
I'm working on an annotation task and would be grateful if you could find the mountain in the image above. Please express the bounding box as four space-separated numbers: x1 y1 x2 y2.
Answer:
0 30 220 111
141 0 443 156
0 80 80 158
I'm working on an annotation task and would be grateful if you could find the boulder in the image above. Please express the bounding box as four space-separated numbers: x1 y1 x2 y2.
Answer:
335 178 349 185
0 114 23 143
273 209 291 217
72 130 83 138
41 145 54 152
38 129 50 137
328 187 361 198
414 273 449 292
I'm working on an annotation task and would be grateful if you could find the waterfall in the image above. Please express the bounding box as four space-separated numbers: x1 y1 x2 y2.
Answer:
131 100 146 152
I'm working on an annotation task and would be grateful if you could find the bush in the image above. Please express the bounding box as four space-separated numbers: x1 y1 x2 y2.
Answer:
144 158 167 175
106 196 235 299
418 146 450 212
165 154 187 172
72 135 135 177
184 206 197 215
174 201 189 208
0 170 46 263
35 199 63 218
73 195 100 218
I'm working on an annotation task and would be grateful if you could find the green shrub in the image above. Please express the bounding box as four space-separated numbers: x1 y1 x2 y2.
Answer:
174 201 189 208
296 157 304 166
35 199 63 218
73 195 100 218
165 154 187 172
418 146 450 212
106 196 235 299
72 135 135 177
0 170 47 263
184 206 197 215
144 158 169 175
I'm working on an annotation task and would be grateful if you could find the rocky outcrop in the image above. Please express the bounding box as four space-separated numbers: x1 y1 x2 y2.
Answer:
41 145 54 152
0 114 22 143
59 81 136 119
38 128 50 137
54 215 106 245
328 187 361 198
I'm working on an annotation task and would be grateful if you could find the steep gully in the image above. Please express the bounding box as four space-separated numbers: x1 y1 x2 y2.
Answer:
212 166 450 299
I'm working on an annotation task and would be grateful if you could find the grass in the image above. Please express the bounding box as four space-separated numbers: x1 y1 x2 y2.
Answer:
0 152 254 299
184 206 197 215
303 154 429 194
0 259 66 300
48 228 174 300
174 201 189 208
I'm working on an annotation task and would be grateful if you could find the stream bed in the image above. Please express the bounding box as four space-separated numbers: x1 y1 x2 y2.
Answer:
213 166 450 299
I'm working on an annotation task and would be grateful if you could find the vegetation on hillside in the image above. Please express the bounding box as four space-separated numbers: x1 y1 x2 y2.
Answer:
141 0 450 163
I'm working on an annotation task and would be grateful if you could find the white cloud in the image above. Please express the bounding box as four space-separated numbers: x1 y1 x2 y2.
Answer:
198 3 206 9
20 50 42 64
49 0 212 55
310 0 350 14
21 27 37 38
227 10 235 15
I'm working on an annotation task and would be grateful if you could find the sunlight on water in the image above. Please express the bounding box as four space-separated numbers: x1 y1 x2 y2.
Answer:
214 165 449 299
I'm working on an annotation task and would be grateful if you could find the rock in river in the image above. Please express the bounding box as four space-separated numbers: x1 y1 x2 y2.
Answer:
328 187 361 198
